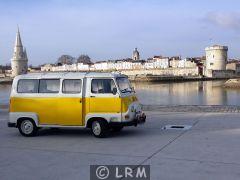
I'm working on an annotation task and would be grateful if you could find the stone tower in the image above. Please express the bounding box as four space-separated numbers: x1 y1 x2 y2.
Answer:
205 45 228 71
11 28 28 77
132 48 140 60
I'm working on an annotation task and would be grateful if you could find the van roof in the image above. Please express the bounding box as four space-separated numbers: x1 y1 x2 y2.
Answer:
14 72 127 80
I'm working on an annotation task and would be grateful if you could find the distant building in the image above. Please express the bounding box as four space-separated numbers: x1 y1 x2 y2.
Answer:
170 56 181 61
169 57 197 69
204 45 233 77
0 66 3 74
11 28 28 77
205 45 228 71
226 61 240 75
39 48 206 77
41 64 54 72
132 48 140 60
178 58 197 68
28 66 41 72
146 56 169 69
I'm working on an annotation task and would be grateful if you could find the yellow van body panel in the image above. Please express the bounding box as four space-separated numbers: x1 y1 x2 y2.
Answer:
10 94 138 126
10 97 83 126
87 97 121 113
57 98 83 125
84 95 138 116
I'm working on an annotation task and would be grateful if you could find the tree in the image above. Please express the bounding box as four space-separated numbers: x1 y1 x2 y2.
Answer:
77 55 92 64
56 55 75 65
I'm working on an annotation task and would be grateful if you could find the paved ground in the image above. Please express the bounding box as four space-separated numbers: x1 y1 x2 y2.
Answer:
0 109 240 180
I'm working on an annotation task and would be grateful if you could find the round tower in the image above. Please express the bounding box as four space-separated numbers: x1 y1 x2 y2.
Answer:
132 48 140 60
205 45 228 71
11 28 28 77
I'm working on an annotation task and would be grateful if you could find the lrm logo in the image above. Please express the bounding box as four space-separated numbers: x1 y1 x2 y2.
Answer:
90 165 150 180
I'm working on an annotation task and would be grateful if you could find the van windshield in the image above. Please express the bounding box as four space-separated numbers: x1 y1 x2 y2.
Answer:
116 77 133 93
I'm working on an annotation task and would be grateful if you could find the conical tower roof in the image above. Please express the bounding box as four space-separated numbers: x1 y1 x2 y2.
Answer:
23 47 28 60
12 27 25 60
15 27 23 47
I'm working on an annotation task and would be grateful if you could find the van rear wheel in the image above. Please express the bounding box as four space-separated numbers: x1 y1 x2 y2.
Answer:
18 119 38 137
91 120 109 138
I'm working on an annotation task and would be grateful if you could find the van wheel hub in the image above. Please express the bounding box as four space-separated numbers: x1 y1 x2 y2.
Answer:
92 121 101 136
21 120 34 134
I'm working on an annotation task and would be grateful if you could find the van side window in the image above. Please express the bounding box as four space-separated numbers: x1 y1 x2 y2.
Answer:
39 79 60 93
62 79 82 94
17 79 39 93
91 79 116 94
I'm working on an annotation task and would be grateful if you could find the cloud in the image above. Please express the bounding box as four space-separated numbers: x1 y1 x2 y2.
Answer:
204 12 240 31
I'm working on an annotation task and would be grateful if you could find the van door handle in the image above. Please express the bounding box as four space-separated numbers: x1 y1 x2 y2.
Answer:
90 96 95 98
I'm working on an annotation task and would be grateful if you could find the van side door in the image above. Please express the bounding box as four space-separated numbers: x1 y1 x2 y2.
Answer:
58 79 83 126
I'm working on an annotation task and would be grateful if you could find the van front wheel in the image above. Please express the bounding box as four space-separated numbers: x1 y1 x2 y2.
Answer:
91 120 109 138
18 119 38 137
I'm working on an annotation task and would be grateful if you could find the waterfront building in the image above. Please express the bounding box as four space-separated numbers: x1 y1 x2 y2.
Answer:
145 57 169 69
169 58 197 69
39 48 203 77
132 48 140 60
169 56 181 68
226 61 240 75
93 61 109 71
178 58 198 68
11 28 28 77
205 45 228 71
40 56 197 72
77 63 91 71
41 64 54 72
205 45 228 77
116 60 133 70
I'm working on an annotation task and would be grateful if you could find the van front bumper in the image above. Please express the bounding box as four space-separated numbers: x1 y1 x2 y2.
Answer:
109 113 146 127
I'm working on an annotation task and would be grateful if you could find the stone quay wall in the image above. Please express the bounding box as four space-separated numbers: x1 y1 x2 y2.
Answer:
120 67 199 77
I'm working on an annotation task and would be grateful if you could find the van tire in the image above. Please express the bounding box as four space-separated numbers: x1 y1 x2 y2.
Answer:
18 119 38 137
91 120 109 138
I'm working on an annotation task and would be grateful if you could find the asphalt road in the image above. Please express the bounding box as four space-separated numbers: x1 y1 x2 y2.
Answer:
0 110 240 180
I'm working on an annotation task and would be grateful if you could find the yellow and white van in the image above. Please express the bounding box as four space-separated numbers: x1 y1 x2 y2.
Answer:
8 72 146 137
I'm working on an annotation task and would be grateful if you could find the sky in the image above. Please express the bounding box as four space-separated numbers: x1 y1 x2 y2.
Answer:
0 0 240 65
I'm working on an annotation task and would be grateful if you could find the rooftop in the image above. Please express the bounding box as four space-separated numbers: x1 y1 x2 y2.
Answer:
205 45 228 51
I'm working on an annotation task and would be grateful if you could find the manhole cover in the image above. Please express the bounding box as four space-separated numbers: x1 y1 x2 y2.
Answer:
162 125 192 130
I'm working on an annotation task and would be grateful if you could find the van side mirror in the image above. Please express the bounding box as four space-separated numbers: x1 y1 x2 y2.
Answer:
112 87 118 95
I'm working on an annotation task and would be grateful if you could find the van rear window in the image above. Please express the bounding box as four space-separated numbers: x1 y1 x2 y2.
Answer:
17 79 39 93
39 79 60 93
